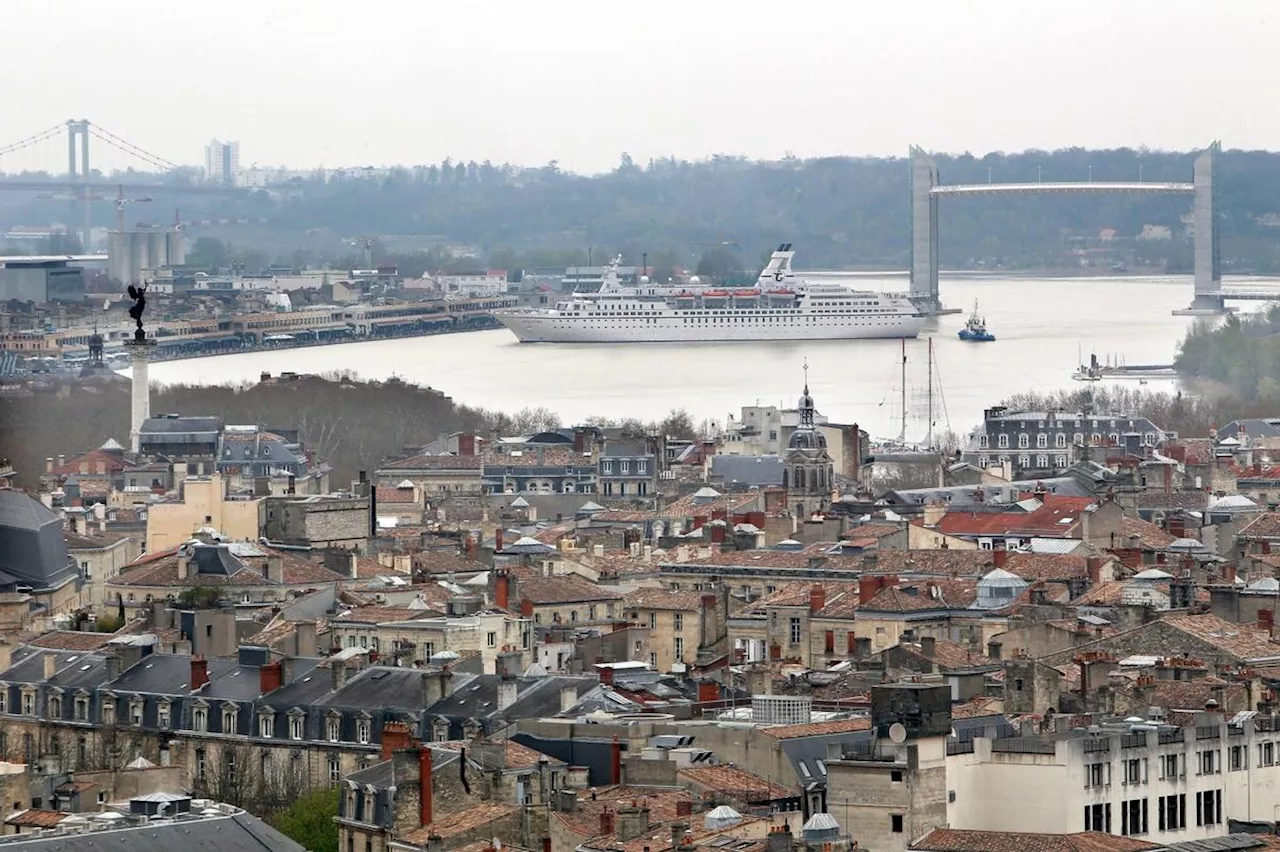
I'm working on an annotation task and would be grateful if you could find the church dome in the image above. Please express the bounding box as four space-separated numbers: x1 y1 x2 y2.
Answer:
789 428 827 451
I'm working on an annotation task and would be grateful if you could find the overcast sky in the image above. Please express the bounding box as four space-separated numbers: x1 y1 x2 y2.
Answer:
3 0 1273 174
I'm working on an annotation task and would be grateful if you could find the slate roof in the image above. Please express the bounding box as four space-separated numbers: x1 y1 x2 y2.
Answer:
425 674 598 721
709 455 785 487
0 489 80 591
0 809 308 852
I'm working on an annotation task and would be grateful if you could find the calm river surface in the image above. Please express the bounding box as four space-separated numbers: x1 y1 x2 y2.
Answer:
144 275 1274 440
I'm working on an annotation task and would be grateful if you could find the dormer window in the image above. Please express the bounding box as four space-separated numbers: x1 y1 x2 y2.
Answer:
129 698 143 726
326 716 340 743
222 704 238 734
193 706 208 732
48 695 62 718
289 712 304 741
259 710 274 739
157 700 170 729
356 719 370 744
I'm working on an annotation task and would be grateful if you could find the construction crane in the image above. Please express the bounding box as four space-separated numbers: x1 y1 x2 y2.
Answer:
113 184 152 232
35 184 153 235
345 237 378 270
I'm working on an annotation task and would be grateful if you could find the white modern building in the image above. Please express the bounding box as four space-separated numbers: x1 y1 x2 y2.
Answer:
946 714 1280 843
205 139 241 186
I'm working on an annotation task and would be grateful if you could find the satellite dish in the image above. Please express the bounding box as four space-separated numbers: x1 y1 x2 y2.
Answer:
888 723 908 744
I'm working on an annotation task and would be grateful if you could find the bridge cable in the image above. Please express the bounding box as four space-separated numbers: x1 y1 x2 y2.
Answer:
86 128 175 173
0 124 69 160
86 124 178 171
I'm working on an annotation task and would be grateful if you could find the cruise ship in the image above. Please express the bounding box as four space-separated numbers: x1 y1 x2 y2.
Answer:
494 245 925 343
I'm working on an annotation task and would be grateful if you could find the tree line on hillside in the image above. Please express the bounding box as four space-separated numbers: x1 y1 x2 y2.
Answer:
1176 305 1280 404
0 374 705 490
7 147 1280 273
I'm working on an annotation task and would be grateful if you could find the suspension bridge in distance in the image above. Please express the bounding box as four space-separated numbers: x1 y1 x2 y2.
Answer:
909 141 1263 316
0 119 245 246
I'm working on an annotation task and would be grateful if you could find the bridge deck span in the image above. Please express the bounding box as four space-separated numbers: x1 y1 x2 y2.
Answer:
931 182 1192 197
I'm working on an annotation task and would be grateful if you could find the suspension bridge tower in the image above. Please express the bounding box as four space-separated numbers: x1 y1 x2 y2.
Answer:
66 120 91 249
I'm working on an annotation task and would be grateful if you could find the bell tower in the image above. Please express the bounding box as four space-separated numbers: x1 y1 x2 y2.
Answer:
784 361 835 517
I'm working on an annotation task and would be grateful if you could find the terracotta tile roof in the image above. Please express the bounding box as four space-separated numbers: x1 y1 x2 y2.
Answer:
1119 516 1178 549
1148 677 1246 711
399 802 521 842
867 550 995 577
1003 553 1108 582
935 496 1098 539
63 530 132 549
745 581 858 611
591 510 653 524
116 544 348 588
912 829 1158 852
1240 513 1280 539
534 522 578 545
375 485 419 504
1135 492 1211 512
677 764 791 800
949 697 1004 719
675 547 862 573
520 575 624 605
1069 580 1130 606
54 780 98 794
761 717 871 739
332 605 438 625
50 449 128 477
411 551 487 575
623 589 705 611
434 739 564 771
894 639 996 671
553 786 693 840
5 810 66 828
844 522 902 540
1161 613 1280 661
24 631 114 651
379 453 484 472
656 492 759 520
859 580 977 613
484 447 587 468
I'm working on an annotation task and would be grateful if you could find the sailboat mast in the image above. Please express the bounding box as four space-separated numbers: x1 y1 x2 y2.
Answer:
926 337 934 449
899 337 907 443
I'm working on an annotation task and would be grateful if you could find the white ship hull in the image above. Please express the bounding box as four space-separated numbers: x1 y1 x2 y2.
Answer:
496 311 925 343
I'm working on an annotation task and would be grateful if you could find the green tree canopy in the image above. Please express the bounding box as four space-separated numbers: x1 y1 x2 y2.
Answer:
268 786 339 852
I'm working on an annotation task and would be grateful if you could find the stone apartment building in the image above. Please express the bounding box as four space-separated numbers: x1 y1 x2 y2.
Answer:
64 524 142 611
328 605 531 674
622 589 714 673
260 494 371 550
964 406 1166 478
338 729 569 852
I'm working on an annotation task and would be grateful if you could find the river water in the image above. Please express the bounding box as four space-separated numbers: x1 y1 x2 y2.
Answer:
143 275 1271 440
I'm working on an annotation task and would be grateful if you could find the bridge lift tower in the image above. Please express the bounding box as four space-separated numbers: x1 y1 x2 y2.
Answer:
908 142 1224 316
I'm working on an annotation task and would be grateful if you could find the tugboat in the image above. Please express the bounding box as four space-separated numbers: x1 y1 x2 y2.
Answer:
957 300 995 342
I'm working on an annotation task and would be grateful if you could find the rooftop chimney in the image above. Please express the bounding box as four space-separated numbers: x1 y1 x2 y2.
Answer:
190 655 210 690
809 584 826 614
259 661 283 695
418 746 433 827
498 680 518 711
560 686 578 713
600 809 616 837
381 720 412 761
919 636 936 659
993 540 1007 569
43 653 56 680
